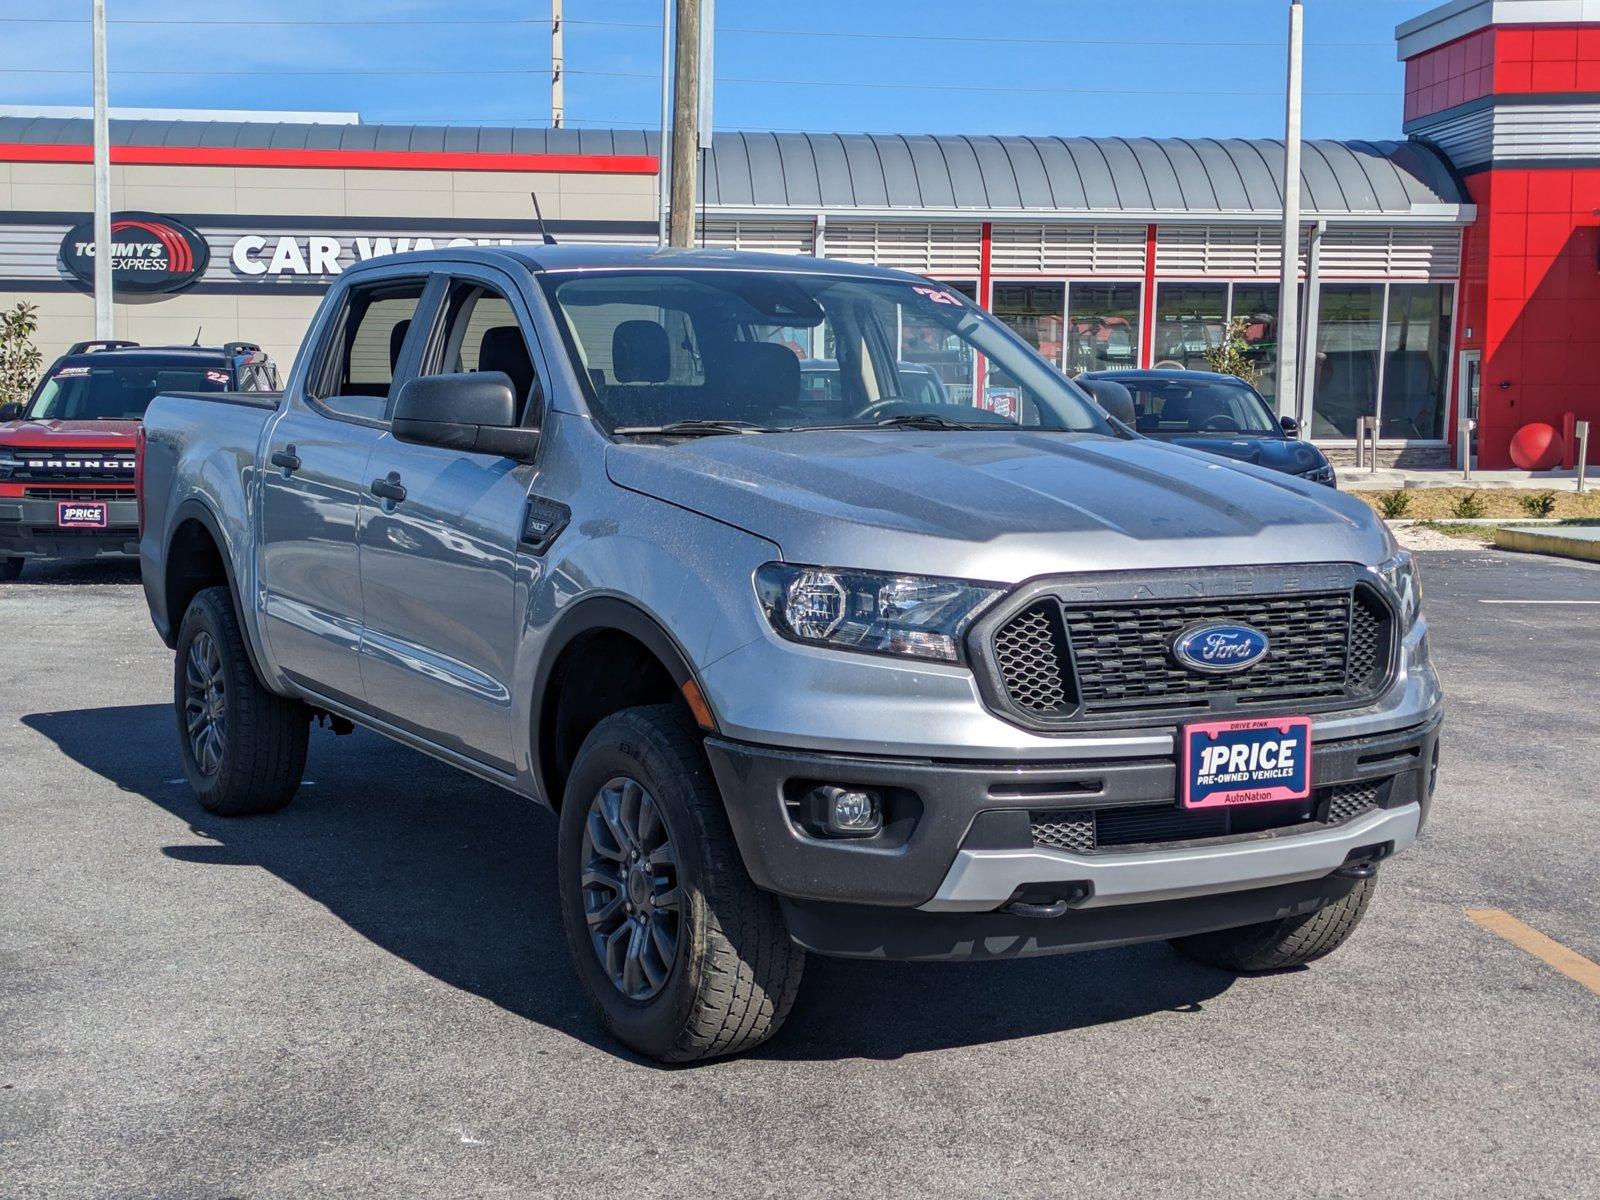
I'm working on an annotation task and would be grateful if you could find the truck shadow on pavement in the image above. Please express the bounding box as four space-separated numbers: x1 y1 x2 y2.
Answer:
23 702 1237 1064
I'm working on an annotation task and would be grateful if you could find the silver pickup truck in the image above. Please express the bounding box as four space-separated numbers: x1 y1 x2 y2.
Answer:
138 245 1441 1062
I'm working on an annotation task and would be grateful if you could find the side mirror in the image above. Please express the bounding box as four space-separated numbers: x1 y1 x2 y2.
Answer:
1077 378 1137 427
0 402 22 422
1280 415 1300 435
392 371 539 462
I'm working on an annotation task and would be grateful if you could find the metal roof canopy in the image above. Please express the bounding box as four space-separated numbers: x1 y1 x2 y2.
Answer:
0 117 1471 224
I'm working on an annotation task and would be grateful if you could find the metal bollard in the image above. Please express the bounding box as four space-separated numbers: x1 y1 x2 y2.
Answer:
1459 417 1473 481
1578 420 1590 494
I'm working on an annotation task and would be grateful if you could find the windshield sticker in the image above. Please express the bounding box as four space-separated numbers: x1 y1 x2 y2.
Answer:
54 366 91 379
205 370 230 386
911 285 962 307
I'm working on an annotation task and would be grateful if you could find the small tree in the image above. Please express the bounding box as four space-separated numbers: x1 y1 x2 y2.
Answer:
0 301 43 408
1203 317 1259 387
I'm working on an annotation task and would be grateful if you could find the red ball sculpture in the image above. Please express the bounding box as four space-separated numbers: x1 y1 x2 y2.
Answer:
1508 422 1563 471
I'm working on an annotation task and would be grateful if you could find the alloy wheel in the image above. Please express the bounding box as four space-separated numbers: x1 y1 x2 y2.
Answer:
184 630 227 776
580 776 682 1001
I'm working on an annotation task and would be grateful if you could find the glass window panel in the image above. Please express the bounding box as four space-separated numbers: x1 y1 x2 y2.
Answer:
1310 283 1384 439
1229 284 1281 408
1153 283 1228 371
991 283 1064 366
1066 282 1141 374
1380 283 1454 441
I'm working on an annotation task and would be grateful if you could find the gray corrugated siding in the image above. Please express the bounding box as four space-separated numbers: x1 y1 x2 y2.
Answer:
0 117 1466 215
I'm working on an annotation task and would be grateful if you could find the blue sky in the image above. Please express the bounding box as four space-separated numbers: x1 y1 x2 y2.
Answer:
2 1 1425 141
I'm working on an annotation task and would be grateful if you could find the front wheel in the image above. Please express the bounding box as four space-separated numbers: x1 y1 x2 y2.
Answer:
0 557 23 582
174 585 310 815
1169 876 1377 971
556 704 805 1062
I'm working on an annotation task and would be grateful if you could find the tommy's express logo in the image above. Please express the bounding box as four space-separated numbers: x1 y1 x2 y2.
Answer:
59 212 211 294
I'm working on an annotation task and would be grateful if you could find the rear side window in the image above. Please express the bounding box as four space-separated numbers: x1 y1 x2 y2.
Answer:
310 279 426 423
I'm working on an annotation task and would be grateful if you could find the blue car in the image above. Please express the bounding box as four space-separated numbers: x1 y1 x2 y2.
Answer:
1079 369 1336 486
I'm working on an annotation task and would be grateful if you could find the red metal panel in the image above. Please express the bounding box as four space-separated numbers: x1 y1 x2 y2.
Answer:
0 143 659 175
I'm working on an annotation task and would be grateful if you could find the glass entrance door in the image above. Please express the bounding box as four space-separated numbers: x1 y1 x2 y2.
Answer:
1457 348 1481 466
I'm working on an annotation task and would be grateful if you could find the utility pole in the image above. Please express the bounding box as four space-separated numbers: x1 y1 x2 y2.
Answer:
550 0 564 129
1276 0 1304 421
92 0 113 338
667 0 701 247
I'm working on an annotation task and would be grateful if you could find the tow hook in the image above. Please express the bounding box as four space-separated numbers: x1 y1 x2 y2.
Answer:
1333 861 1378 880
1000 882 1092 918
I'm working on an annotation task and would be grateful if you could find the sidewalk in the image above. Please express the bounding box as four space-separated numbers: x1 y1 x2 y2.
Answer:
1344 464 1593 492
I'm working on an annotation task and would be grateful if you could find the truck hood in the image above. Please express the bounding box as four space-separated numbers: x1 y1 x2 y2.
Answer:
0 419 141 448
606 430 1388 583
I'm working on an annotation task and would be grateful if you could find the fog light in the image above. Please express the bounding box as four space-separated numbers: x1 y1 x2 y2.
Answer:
806 785 883 838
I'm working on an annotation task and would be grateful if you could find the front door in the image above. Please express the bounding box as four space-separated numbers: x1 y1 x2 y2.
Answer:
356 272 545 771
1457 349 1481 468
258 275 430 704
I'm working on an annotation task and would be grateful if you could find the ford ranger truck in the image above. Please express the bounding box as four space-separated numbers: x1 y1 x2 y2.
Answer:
138 247 1441 1062
0 339 279 580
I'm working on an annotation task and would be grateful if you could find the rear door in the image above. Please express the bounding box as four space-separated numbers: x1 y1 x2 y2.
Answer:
258 273 435 704
355 265 547 771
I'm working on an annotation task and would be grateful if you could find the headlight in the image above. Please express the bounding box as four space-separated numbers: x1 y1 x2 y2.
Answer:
755 563 1004 663
1377 550 1423 627
1301 461 1336 486
0 449 14 478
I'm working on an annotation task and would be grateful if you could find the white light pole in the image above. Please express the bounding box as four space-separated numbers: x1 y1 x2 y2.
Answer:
550 0 564 128
1277 0 1304 422
92 0 113 338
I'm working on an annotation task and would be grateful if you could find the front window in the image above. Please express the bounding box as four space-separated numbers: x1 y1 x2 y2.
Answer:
1122 376 1280 436
24 357 230 421
540 270 1110 436
1065 282 1142 375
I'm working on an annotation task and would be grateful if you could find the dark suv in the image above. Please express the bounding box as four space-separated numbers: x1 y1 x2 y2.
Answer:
0 340 280 579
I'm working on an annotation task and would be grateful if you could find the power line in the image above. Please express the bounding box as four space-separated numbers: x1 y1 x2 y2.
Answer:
0 14 1388 47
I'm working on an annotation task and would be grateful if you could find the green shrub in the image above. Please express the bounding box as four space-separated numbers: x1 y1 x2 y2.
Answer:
1450 491 1488 520
1376 491 1412 519
1518 490 1558 518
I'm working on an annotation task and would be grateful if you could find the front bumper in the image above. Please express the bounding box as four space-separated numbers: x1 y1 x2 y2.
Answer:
0 496 139 559
705 709 1441 958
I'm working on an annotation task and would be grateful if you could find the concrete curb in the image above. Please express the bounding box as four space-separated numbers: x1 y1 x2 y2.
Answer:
1490 526 1600 563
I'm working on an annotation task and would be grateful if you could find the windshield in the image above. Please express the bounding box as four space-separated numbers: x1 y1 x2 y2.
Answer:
24 357 230 421
1119 377 1280 436
539 270 1111 436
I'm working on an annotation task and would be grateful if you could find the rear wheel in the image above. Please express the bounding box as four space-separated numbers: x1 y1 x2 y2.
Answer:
1169 876 1376 971
174 585 310 816
556 704 805 1062
0 557 23 582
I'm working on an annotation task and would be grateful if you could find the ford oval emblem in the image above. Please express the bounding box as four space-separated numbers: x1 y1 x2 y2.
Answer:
1172 623 1270 675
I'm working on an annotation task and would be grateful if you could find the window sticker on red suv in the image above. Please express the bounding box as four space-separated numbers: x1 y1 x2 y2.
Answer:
54 366 91 379
205 370 230 386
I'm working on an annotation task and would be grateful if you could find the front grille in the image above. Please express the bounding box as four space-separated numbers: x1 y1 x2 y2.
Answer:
24 487 132 501
6 450 136 483
980 574 1394 728
1028 781 1389 854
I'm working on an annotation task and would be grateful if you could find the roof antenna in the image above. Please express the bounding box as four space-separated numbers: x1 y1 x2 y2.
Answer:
192 326 202 346
530 192 557 245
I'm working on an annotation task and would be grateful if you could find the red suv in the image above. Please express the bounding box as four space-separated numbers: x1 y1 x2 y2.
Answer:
0 339 279 580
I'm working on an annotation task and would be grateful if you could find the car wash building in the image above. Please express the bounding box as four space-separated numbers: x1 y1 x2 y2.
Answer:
1 0 1596 470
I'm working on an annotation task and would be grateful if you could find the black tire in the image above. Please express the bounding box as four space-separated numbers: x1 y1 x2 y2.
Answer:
557 704 805 1062
1169 876 1376 972
174 585 309 816
0 557 22 582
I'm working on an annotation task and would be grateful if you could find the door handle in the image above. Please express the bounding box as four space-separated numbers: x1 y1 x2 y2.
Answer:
370 473 407 504
270 446 301 474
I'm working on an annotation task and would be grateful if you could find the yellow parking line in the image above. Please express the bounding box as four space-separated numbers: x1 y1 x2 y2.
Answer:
1466 908 1600 998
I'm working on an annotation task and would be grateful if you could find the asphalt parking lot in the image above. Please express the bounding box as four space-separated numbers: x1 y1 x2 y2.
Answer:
3 546 1599 1199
